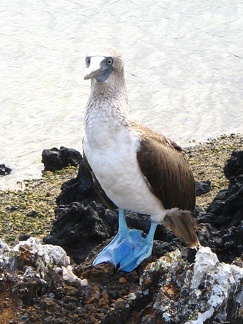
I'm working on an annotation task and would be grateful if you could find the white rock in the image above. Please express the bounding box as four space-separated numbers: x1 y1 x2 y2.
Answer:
13 237 70 267
187 246 243 324
191 246 219 289
0 239 10 253
62 265 88 286
0 239 11 265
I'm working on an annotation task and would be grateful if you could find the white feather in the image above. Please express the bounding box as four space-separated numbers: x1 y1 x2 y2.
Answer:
83 119 167 223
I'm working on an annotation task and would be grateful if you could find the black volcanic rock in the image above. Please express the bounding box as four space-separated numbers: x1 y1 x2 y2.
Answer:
197 150 243 263
42 146 81 172
224 151 243 179
0 164 12 176
195 180 211 196
44 201 117 263
56 156 98 206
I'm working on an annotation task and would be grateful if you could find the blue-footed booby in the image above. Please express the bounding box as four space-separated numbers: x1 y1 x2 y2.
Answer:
83 47 199 272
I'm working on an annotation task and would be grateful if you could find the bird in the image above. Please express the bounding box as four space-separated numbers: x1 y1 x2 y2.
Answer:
82 47 199 272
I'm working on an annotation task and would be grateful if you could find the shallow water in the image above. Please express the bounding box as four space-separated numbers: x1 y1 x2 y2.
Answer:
1 0 243 189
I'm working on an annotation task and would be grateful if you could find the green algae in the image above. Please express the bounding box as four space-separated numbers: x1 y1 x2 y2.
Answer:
0 166 78 245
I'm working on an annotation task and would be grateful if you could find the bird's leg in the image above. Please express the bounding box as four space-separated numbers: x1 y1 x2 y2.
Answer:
93 209 158 272
93 208 130 268
118 208 128 231
145 221 158 243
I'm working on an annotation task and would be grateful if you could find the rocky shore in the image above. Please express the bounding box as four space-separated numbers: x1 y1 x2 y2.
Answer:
0 133 242 323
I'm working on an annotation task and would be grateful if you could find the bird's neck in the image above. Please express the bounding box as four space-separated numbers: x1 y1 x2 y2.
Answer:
84 75 130 148
85 74 129 124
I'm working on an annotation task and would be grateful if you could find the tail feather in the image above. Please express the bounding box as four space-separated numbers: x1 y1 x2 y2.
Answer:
163 210 200 248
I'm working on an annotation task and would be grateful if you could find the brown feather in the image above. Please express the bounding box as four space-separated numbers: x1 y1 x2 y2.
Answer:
83 152 117 210
132 122 199 247
134 122 195 211
163 211 200 248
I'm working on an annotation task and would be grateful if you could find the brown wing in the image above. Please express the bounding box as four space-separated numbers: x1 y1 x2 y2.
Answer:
83 152 117 210
135 124 195 212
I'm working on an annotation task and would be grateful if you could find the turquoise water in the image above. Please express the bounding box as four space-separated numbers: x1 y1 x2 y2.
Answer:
1 0 243 189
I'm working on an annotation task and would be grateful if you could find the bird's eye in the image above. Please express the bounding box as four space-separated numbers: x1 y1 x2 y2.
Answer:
106 58 113 65
86 57 90 67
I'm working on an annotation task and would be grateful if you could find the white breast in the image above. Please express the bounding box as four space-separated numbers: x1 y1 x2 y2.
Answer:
83 125 167 223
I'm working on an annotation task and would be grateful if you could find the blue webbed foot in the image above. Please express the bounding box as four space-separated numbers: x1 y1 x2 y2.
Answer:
93 209 158 272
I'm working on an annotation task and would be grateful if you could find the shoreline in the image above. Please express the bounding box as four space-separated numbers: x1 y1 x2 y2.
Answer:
0 133 242 245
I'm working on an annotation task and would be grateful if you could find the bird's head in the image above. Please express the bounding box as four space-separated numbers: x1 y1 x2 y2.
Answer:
84 47 124 83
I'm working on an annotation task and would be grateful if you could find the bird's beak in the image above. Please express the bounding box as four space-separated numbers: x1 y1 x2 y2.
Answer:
84 57 105 80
